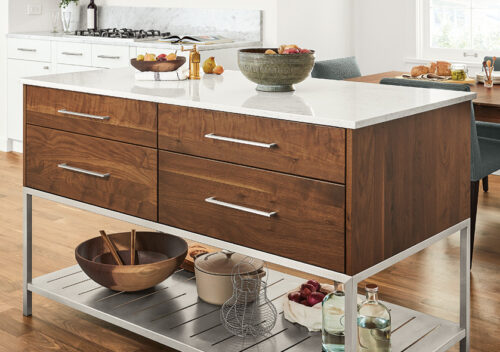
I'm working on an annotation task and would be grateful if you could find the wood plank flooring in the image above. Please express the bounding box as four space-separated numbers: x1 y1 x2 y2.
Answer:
0 151 498 351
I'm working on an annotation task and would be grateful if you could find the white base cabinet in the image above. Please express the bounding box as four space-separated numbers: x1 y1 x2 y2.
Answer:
7 59 52 144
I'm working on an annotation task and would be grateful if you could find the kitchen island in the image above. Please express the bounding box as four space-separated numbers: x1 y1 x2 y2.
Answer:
21 68 475 351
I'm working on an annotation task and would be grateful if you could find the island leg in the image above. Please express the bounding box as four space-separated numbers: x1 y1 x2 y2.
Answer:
23 192 32 316
344 277 358 352
460 224 470 351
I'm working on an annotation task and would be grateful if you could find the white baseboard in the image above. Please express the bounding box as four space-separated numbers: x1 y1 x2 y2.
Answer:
11 139 23 153
0 137 12 152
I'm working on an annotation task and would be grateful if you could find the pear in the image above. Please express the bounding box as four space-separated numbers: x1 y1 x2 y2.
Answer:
203 57 217 74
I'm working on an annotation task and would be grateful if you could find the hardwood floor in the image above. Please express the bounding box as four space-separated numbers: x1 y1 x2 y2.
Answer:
0 151 498 351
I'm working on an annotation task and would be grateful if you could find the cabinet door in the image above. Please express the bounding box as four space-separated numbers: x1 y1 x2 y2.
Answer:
7 59 52 142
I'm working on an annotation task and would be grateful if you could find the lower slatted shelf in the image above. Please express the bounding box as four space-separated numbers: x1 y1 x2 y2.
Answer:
28 266 464 352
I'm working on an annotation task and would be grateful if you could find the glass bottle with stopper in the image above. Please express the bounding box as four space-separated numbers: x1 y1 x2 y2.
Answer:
357 284 391 351
322 282 345 352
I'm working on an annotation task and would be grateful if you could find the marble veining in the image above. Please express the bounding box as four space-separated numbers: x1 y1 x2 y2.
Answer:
77 7 262 41
20 67 476 129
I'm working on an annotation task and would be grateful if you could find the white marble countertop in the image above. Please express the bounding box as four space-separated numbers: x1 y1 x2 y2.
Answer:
7 32 261 51
20 67 476 129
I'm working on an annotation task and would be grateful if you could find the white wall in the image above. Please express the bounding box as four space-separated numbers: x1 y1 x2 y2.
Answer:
276 0 353 61
1 1 9 150
9 0 59 32
353 0 417 75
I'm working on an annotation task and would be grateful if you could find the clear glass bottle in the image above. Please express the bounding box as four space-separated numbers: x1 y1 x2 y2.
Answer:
357 284 391 351
322 282 345 352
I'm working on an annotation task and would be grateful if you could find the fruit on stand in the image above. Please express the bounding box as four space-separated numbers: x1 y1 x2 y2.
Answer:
203 57 217 74
144 53 156 62
167 53 177 61
157 53 167 61
136 54 144 61
265 49 277 55
213 65 224 75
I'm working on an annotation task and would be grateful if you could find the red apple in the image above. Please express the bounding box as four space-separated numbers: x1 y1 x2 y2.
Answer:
300 49 312 54
307 292 325 307
288 291 301 303
283 48 300 54
307 280 320 291
157 53 167 59
301 283 316 292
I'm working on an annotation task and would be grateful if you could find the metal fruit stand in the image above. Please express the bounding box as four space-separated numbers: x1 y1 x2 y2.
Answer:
23 187 471 352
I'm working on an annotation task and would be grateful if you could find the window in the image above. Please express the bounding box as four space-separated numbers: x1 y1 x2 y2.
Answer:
421 0 500 60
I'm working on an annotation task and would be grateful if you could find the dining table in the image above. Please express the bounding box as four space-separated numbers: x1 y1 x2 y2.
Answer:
347 71 500 123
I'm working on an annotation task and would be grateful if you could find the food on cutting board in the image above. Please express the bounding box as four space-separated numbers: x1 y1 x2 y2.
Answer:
203 57 217 74
410 60 452 77
271 44 312 55
410 65 429 77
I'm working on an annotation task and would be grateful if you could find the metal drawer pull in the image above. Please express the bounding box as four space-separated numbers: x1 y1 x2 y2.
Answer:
205 197 277 218
204 133 277 149
58 163 110 178
17 48 37 52
97 55 120 59
61 52 83 56
58 109 110 120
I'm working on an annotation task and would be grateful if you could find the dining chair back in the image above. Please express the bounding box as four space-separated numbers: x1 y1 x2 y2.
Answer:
380 78 500 267
311 57 361 80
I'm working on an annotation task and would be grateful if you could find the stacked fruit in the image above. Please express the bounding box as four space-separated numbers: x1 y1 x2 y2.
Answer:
136 53 177 62
288 279 326 307
265 44 312 55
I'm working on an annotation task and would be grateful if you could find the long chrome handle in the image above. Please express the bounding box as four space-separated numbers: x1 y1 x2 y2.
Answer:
58 163 110 178
205 197 277 218
17 48 37 52
61 52 83 56
58 109 110 120
204 133 277 149
97 55 120 59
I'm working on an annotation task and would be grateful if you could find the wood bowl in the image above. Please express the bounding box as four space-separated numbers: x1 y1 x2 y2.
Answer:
75 232 188 292
130 57 186 72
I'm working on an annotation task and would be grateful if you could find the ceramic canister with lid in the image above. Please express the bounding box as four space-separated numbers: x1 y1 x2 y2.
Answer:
194 250 264 305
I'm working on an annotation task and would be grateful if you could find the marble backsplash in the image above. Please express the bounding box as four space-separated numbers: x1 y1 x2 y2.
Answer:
78 7 262 41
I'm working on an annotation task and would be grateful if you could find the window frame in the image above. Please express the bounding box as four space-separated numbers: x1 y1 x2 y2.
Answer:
419 0 498 61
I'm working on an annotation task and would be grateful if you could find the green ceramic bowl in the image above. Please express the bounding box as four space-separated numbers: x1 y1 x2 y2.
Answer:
238 48 315 92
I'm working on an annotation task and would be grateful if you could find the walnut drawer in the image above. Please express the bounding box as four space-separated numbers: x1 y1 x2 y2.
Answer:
25 125 157 221
26 86 157 147
158 105 346 183
159 151 345 272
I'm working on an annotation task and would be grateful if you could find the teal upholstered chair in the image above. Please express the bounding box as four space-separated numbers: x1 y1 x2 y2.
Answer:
483 56 499 71
480 56 500 191
311 57 361 80
380 78 500 266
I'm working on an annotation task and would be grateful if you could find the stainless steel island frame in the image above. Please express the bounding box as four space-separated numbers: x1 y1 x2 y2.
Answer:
23 187 471 352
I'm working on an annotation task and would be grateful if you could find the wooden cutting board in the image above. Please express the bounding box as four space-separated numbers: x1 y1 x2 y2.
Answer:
397 75 476 85
181 243 218 272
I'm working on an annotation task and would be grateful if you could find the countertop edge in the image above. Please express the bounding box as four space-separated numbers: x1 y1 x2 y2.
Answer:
20 78 477 130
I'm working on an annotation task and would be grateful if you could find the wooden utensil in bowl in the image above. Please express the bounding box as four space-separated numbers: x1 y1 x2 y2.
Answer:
131 57 186 72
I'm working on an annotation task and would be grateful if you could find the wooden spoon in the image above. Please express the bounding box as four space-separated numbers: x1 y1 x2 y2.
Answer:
99 230 124 265
131 229 137 265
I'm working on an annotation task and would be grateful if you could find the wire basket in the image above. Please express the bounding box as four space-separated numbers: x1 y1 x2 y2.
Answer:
220 257 277 338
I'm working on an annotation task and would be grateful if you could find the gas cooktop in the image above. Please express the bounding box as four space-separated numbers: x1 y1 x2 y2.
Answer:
68 28 171 41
